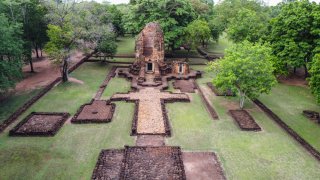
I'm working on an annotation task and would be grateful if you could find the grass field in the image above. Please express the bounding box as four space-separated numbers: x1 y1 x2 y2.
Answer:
1 62 320 179
0 62 135 179
166 65 320 179
259 84 320 152
0 89 42 123
116 36 136 55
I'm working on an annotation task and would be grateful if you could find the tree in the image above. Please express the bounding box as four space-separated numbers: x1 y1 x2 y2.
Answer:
184 19 211 59
97 34 118 61
309 54 320 104
0 14 23 94
269 0 320 77
187 0 210 18
1 0 48 73
44 1 115 82
227 8 268 43
208 41 277 109
210 0 266 32
123 0 196 50
107 5 125 37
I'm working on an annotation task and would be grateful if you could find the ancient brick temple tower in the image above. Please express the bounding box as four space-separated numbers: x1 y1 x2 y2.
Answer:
130 22 170 82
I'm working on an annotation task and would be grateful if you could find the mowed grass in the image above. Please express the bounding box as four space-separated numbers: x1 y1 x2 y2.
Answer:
259 84 320 151
101 77 131 99
0 62 135 179
116 36 136 55
166 65 320 179
0 89 42 123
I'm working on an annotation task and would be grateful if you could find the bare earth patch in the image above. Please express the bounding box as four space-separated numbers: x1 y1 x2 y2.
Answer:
9 112 70 136
183 152 226 180
123 146 186 180
71 100 115 123
91 149 125 180
15 51 85 93
173 79 196 93
229 110 261 131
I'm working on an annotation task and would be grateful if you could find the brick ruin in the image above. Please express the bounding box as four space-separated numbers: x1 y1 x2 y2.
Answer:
130 22 192 84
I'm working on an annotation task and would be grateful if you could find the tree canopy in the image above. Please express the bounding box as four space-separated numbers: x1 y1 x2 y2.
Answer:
227 8 268 43
208 41 277 109
309 54 320 104
123 0 196 50
269 0 320 76
0 14 23 94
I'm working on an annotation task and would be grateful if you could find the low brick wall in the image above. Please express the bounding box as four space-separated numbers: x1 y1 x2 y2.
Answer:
195 82 219 120
254 99 320 161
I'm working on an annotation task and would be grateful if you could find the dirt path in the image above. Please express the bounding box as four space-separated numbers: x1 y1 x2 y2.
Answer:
15 51 85 93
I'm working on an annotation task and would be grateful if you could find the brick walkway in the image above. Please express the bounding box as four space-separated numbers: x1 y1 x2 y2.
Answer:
111 88 189 134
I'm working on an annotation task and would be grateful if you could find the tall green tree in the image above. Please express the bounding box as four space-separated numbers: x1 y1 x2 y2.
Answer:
185 19 211 50
107 5 125 37
309 54 320 104
44 1 114 82
227 8 268 43
269 0 320 77
97 33 118 61
0 14 23 94
1 0 48 73
123 0 196 50
211 0 266 32
208 41 277 109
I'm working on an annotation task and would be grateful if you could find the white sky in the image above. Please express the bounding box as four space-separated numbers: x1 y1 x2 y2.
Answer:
92 0 319 6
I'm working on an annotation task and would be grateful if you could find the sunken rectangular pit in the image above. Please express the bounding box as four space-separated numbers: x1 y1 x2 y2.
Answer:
71 100 115 123
91 149 125 180
173 79 196 93
123 146 186 180
92 146 186 179
229 110 261 131
9 112 70 136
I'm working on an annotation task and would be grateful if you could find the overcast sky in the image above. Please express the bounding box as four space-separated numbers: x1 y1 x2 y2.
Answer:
91 0 319 6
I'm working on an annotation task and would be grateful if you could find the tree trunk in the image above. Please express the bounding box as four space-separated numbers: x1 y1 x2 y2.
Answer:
186 49 190 61
62 58 69 82
304 64 309 78
29 57 35 73
202 40 205 48
239 90 245 109
35 44 39 58
293 67 296 74
40 46 43 57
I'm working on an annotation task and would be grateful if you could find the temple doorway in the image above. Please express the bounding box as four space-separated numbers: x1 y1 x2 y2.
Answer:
147 62 153 72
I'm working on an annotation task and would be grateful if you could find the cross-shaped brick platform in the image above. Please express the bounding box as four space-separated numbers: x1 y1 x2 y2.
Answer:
111 88 189 135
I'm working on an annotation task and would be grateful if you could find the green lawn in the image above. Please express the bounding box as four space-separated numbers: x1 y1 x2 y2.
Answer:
0 89 42 123
259 84 320 152
166 65 320 179
1 63 320 179
116 36 136 55
101 77 131 99
205 33 234 54
0 62 135 179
